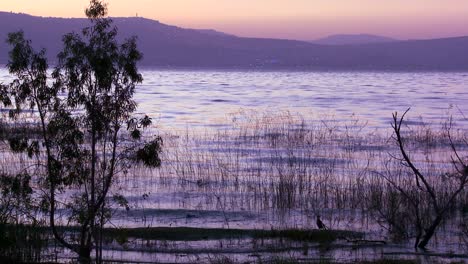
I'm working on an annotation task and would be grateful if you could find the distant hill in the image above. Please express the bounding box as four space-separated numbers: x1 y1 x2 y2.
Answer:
195 29 236 37
1 12 468 70
313 34 398 45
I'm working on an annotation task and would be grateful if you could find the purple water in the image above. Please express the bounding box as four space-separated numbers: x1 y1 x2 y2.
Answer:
132 70 468 130
2 68 467 130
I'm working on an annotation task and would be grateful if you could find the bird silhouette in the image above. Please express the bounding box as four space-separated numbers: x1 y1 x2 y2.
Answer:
316 215 327 230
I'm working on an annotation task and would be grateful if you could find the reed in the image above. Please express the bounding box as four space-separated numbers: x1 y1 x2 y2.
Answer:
1 110 467 261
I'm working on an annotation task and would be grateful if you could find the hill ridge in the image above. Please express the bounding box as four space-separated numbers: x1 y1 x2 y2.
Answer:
1 12 468 70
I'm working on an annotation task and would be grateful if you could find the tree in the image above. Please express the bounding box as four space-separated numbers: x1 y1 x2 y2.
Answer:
4 1 162 263
384 109 468 248
0 48 41 264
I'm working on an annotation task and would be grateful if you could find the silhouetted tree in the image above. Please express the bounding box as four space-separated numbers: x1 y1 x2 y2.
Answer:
383 109 468 249
4 1 162 263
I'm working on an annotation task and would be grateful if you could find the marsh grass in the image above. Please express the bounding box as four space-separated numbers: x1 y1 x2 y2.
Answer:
1 111 468 262
146 111 467 216
0 224 49 263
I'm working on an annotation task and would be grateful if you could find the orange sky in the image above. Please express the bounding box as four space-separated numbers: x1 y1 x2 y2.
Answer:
1 0 468 40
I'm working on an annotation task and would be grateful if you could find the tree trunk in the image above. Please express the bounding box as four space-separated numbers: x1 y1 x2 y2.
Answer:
78 247 92 264
414 232 421 249
417 215 443 248
78 229 93 264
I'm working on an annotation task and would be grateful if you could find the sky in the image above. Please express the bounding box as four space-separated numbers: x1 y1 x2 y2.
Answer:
1 0 468 40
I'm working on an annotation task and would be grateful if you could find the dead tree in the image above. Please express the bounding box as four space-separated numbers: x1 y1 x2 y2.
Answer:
388 109 468 249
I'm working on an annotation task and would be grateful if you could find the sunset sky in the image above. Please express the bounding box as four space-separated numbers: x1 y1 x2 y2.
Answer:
1 0 467 40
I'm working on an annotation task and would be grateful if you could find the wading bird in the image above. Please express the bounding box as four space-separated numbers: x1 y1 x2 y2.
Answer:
316 215 327 230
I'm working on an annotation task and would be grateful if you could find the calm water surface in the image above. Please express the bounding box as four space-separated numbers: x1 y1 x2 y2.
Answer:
135 70 468 130
1 69 467 130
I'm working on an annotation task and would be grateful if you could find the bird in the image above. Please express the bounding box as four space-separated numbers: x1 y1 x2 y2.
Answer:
316 215 327 230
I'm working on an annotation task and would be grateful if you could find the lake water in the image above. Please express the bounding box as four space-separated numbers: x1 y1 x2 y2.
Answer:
1 69 468 262
2 69 468 130
132 70 468 131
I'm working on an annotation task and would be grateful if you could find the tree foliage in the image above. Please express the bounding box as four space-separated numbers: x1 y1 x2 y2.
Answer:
3 1 162 263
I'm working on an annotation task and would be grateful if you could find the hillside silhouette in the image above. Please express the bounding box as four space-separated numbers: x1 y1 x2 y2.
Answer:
1 12 468 70
312 34 397 45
